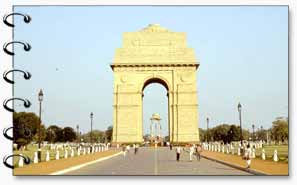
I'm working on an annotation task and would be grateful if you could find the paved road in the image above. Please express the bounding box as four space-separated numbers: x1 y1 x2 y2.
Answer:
65 147 251 175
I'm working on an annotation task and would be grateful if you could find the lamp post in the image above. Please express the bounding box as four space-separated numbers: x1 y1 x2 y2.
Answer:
76 125 79 144
237 102 243 145
206 117 209 143
252 124 255 142
38 89 43 162
90 112 93 144
260 125 263 141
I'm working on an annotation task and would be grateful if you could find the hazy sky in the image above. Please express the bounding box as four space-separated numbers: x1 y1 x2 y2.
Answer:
14 6 288 136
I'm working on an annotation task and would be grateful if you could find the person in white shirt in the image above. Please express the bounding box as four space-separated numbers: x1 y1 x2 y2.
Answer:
176 146 182 161
189 145 195 161
244 144 252 168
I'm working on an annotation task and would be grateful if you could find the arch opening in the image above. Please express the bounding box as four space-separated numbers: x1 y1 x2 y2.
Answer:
142 79 169 145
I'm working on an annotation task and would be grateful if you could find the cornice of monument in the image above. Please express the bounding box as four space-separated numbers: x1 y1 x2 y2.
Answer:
110 63 199 70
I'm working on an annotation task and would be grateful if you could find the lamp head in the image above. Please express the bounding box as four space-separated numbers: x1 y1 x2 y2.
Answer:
237 102 242 112
38 89 44 101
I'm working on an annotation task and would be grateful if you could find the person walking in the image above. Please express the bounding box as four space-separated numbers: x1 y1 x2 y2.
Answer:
122 145 127 158
134 144 139 155
196 144 202 161
244 144 252 168
176 145 182 161
170 144 173 150
189 144 195 161
126 145 130 152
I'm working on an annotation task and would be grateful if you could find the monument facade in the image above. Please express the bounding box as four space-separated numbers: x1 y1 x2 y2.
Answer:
111 24 200 144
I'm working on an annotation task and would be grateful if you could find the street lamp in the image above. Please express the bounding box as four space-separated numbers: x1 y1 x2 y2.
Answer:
76 125 79 144
237 102 243 145
206 117 209 143
260 126 263 141
38 89 43 162
90 112 93 144
252 124 255 142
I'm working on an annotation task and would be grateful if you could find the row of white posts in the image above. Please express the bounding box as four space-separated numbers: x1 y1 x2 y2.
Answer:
202 142 279 162
18 143 111 167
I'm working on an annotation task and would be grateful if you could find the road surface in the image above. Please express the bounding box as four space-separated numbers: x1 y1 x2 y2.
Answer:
65 147 251 175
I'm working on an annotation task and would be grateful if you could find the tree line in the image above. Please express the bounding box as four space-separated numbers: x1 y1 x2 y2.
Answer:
13 112 113 148
199 117 288 144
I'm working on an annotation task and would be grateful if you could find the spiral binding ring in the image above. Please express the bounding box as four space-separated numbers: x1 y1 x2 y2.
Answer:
3 70 31 84
3 13 31 27
3 41 31 56
3 126 31 141
3 127 13 140
3 98 31 112
3 154 31 169
2 12 33 170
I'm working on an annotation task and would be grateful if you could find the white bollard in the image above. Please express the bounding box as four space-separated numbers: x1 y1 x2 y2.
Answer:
95 146 98 153
56 150 60 160
222 145 225 153
92 146 95 153
226 146 229 154
71 149 74 157
237 147 241 156
273 149 278 162
18 154 24 167
64 150 68 159
83 148 86 155
261 149 266 160
252 148 256 158
33 152 38 164
77 149 80 156
218 145 221 152
46 150 50 162
87 147 90 154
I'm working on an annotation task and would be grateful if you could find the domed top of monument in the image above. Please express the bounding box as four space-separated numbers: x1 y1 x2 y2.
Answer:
140 24 171 32
150 113 161 121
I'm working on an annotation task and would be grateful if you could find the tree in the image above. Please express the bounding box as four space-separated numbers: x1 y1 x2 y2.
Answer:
211 124 230 143
199 128 206 142
271 118 288 142
33 124 46 143
227 125 241 142
63 127 77 142
13 112 40 147
45 125 63 143
105 126 113 142
81 130 104 143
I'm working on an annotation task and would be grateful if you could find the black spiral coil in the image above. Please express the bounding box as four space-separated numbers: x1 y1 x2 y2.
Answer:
2 13 32 169
3 69 31 84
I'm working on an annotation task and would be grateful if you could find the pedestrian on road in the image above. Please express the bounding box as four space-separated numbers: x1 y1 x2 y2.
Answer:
122 145 127 158
170 144 173 150
176 145 182 161
134 144 139 155
189 144 195 161
127 145 130 152
244 144 252 168
196 144 202 161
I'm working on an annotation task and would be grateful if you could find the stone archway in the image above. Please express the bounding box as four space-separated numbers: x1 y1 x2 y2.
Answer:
111 24 200 144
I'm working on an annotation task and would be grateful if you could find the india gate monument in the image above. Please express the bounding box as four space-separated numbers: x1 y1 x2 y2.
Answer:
111 24 200 144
